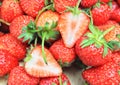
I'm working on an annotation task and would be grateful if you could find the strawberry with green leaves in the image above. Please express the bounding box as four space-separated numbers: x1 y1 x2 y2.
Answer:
24 45 62 78
8 66 40 85
58 0 90 48
1 0 23 22
20 0 44 18
39 73 71 85
75 20 114 66
49 39 76 67
0 49 19 76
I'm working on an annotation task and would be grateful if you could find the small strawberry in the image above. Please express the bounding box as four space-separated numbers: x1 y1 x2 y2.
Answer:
91 3 111 26
54 0 78 13
20 0 44 18
82 55 120 85
58 0 90 48
8 66 40 85
81 0 97 8
39 73 71 85
49 39 76 67
1 0 23 22
9 15 34 42
75 21 113 66
0 49 19 76
0 34 26 60
24 45 62 78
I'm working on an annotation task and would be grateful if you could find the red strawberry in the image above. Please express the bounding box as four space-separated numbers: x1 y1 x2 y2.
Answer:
111 8 120 23
25 45 62 78
58 0 90 48
1 0 23 22
49 39 76 67
39 73 71 85
9 15 34 42
82 55 120 85
20 0 44 18
0 49 18 76
54 0 78 13
8 66 40 85
0 34 26 60
81 0 97 8
91 3 111 26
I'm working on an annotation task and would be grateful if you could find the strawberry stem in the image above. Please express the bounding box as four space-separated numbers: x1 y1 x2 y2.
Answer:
0 19 10 26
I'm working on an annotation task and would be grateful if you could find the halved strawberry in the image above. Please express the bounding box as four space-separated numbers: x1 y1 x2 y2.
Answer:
25 45 62 78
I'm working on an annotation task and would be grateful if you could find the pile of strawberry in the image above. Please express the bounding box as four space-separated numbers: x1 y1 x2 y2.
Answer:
0 0 120 85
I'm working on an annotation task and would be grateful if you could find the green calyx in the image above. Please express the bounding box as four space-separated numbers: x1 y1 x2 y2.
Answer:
65 0 81 15
118 70 120 75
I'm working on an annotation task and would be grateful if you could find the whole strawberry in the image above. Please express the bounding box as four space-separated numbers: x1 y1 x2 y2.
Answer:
9 15 34 42
82 54 120 85
81 0 97 8
1 0 23 22
0 34 26 60
20 0 44 18
91 3 110 26
39 73 71 85
0 50 18 76
49 39 76 67
8 66 40 85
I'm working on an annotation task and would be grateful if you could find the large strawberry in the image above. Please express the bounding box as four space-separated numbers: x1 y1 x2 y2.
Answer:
39 73 71 85
81 0 97 8
58 0 90 48
82 53 120 85
1 0 23 22
9 15 34 42
0 34 26 60
91 3 111 26
75 21 113 66
8 66 40 85
49 39 76 67
24 45 62 78
0 49 18 76
20 0 44 18
54 0 78 13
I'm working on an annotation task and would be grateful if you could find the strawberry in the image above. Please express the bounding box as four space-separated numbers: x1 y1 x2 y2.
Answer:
82 55 120 85
36 10 60 27
111 8 120 23
49 39 76 67
8 66 40 85
24 45 62 78
39 73 71 85
91 3 111 26
58 0 90 48
80 0 97 8
0 49 18 76
75 21 113 66
1 0 23 22
9 15 34 42
0 34 26 60
54 0 78 13
20 0 44 18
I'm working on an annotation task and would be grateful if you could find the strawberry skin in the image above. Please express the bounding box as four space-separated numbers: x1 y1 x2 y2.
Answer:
9 15 34 42
0 50 18 76
39 73 71 85
1 0 23 22
92 3 110 26
0 34 26 60
54 0 78 13
58 12 90 48
20 0 44 18
49 39 76 67
8 66 40 85
75 36 112 66
82 56 120 85
81 0 97 8
25 45 62 78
